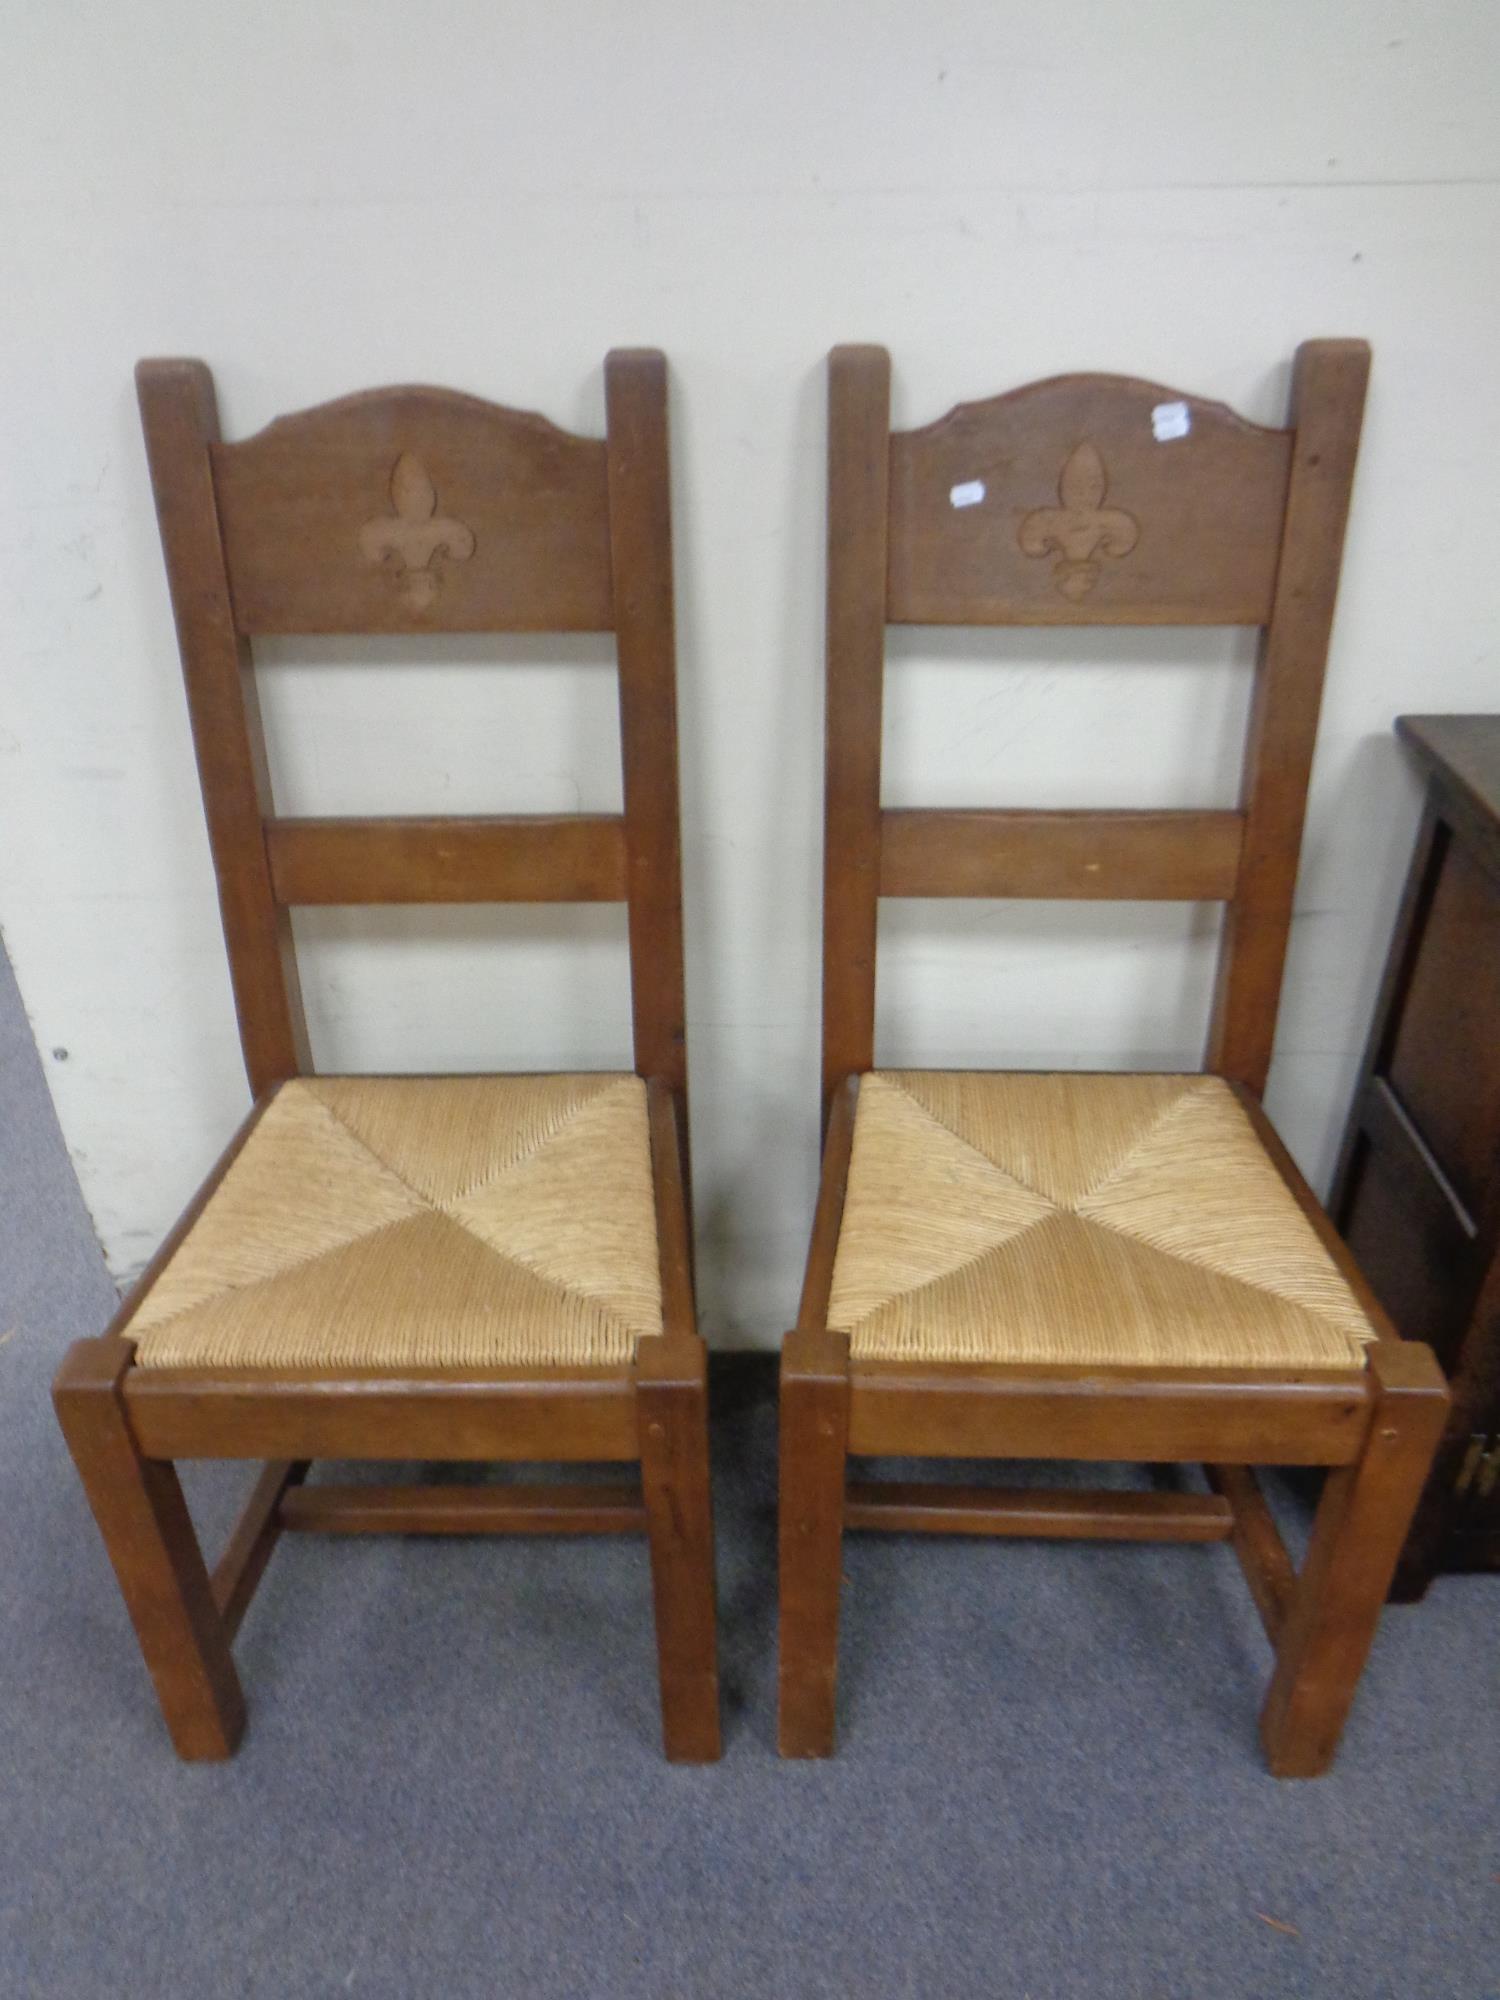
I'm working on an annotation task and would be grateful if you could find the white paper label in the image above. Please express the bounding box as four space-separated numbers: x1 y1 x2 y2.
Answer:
949 479 986 509
1151 400 1191 442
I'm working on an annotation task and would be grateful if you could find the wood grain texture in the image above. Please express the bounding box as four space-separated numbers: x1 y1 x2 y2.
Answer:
1384 1262 1500 1603
1205 1464 1296 1644
84 354 710 1762
818 342 1368 1118
795 339 1416 1772
1385 835 1500 1217
1358 1073 1478 1252
846 1361 1372 1465
211 1460 309 1641
123 1365 640 1461
821 347 891 1116
777 1327 851 1758
887 374 1292 626
1338 1107 1476 1380
1261 1341 1449 1775
142 354 690 1117
796 1074 859 1332
265 814 629 905
212 386 613 633
53 1338 245 1759
1397 713 1500 882
1208 339 1370 1093
636 1334 722 1761
1439 1250 1500 1566
606 349 690 1115
879 808 1244 901
136 361 310 1095
1328 797 1447 1221
1332 718 1500 1596
844 1482 1234 1541
278 1482 645 1534
647 1080 697 1334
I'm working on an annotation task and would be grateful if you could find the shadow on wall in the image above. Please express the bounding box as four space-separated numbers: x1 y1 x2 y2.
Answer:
0 923 116 1347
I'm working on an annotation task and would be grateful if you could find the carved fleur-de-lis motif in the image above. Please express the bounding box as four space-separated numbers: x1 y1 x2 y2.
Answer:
358 454 476 610
1018 442 1139 601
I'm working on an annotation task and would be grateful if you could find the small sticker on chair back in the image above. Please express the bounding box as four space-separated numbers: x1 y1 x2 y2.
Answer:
1151 401 1192 442
949 479 986 509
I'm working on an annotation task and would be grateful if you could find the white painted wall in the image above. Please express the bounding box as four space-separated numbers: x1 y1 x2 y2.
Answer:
2 0 1497 1343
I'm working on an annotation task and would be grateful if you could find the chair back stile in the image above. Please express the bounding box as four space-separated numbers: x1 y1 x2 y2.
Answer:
136 352 689 1140
820 342 1369 1120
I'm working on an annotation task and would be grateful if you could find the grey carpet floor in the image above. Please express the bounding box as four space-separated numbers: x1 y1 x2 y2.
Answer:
1 937 1497 2000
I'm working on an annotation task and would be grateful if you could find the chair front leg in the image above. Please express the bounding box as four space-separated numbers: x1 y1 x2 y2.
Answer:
637 1335 722 1762
777 1328 851 1757
52 1336 245 1761
1260 1341 1448 1777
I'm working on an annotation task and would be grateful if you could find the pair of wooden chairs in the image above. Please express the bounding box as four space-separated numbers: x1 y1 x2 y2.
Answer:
54 342 1446 1779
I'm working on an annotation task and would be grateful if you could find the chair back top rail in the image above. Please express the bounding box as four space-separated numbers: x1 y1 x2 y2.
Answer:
888 371 1295 628
210 385 614 635
821 340 1370 1111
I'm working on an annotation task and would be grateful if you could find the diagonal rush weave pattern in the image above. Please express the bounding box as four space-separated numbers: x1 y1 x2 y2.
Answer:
127 1075 662 1369
829 1073 1376 1370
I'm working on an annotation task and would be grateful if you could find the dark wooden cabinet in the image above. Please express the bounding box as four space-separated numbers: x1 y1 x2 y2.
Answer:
1332 714 1500 1597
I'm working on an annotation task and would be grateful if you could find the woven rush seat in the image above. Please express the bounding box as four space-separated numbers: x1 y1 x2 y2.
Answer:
127 1074 663 1370
827 1073 1377 1370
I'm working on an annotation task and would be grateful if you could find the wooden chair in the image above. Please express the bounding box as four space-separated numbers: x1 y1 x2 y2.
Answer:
779 341 1448 1777
53 352 720 1763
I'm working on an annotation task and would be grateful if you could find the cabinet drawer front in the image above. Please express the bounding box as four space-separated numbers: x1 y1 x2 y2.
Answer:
1388 838 1500 1218
1340 1133 1474 1367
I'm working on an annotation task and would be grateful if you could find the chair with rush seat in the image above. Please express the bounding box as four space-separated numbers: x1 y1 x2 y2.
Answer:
53 351 720 1762
778 340 1448 1776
